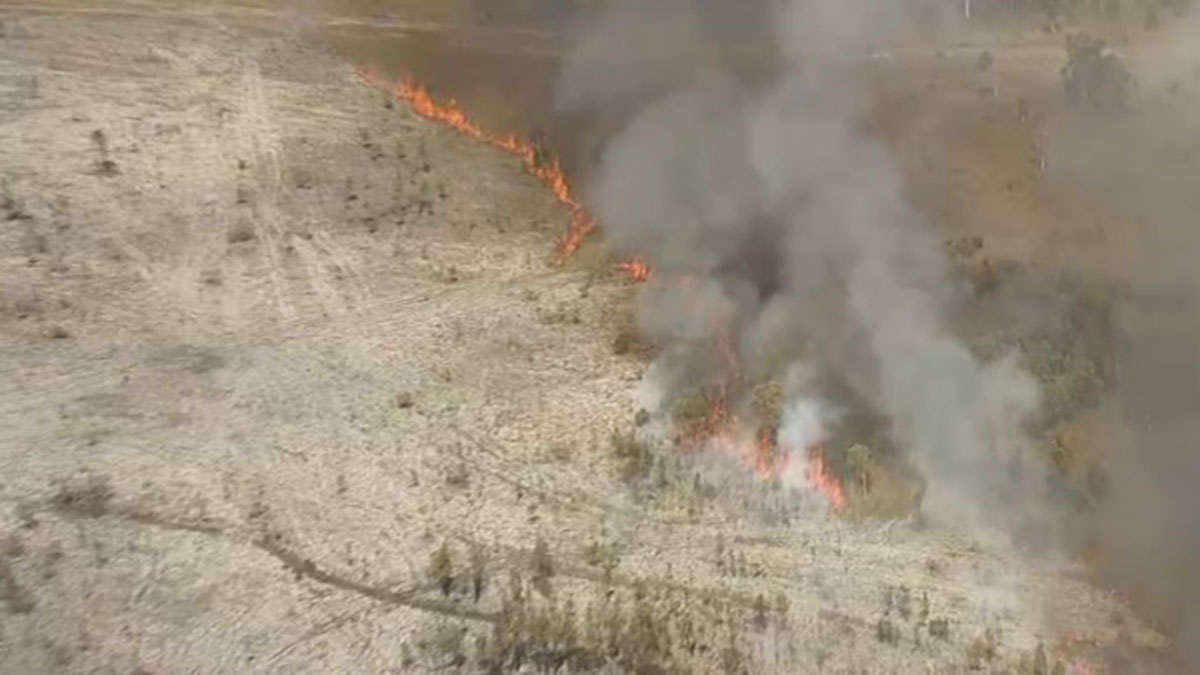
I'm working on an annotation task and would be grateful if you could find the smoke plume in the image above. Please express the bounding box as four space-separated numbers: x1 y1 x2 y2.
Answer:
560 0 1046 536
560 1 1200 667
1043 7 1200 669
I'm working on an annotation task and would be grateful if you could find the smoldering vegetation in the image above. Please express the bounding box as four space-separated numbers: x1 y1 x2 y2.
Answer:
555 0 1200 670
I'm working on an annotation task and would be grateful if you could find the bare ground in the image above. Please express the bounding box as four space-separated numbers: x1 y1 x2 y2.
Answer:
0 4 1168 674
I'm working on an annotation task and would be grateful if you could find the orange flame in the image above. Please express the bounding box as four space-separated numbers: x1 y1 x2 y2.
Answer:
805 444 848 510
687 387 847 508
698 396 788 481
360 67 847 503
750 430 791 479
617 258 652 282
357 67 604 262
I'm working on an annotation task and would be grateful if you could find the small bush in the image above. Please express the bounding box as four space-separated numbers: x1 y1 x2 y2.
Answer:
1019 337 1105 427
469 544 487 602
51 474 113 518
530 536 554 597
0 558 35 614
671 385 725 440
875 618 901 645
750 380 783 431
226 221 256 244
611 431 654 484
966 628 1000 669
583 540 619 573
428 541 454 596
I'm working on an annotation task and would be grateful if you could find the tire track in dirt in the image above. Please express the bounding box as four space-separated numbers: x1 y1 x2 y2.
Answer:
39 495 499 624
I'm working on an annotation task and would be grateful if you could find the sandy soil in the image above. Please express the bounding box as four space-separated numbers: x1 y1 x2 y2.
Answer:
0 3 1168 674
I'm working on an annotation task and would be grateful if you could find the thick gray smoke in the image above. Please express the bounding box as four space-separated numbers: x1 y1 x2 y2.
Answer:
1043 9 1200 670
558 0 1200 669
558 0 1046 538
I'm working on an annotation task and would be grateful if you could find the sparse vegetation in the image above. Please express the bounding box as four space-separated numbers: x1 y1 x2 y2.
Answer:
966 627 1000 669
929 617 951 641
226 221 256 244
89 129 119 176
604 290 655 359
583 539 620 575
469 543 488 602
51 474 113 518
1020 337 1105 427
428 541 454 597
3 7 1178 673
395 391 414 409
611 430 655 485
970 330 1105 429
1 184 32 222
0 558 35 614
750 380 783 431
834 442 925 520
875 617 901 645
530 535 554 597
476 574 758 674
671 386 724 439
444 461 470 489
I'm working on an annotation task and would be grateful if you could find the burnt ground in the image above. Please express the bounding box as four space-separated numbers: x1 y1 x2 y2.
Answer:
0 2 1187 673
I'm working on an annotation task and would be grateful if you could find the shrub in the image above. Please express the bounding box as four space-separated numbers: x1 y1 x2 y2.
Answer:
52 474 114 518
611 431 654 484
1019 337 1105 427
929 617 951 641
428 541 454 596
875 618 901 645
530 536 554 597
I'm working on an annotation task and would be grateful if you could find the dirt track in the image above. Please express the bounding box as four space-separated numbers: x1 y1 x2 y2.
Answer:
0 3 1168 673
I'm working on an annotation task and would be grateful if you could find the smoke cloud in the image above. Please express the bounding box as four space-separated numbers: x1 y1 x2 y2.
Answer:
559 1 1200 667
563 0 1046 537
1043 7 1200 669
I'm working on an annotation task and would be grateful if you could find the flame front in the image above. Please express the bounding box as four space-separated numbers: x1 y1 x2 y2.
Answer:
360 66 846 506
805 444 847 510
358 67 600 260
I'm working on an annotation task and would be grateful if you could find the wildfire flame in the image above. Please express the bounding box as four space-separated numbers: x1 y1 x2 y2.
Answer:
357 67 599 259
697 393 788 481
686 388 845 509
359 66 846 506
617 258 651 282
805 444 848 511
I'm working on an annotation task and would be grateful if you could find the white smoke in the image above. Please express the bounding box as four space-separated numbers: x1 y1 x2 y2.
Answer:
777 396 836 507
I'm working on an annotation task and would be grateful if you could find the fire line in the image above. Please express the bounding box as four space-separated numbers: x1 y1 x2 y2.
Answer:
356 67 608 265
359 66 845 509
